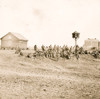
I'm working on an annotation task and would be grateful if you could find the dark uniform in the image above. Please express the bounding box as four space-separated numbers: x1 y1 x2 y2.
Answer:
75 45 79 60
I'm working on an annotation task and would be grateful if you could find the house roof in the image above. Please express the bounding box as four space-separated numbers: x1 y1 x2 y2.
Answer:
11 32 28 41
86 38 99 41
1 32 28 41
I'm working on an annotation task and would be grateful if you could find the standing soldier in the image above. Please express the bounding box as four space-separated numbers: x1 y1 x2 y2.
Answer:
53 45 57 51
56 45 60 60
69 46 73 54
75 45 79 60
34 45 38 52
79 47 84 54
52 45 57 58
48 45 53 58
41 45 45 52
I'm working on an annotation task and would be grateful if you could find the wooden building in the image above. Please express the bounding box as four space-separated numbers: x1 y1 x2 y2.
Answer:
0 32 28 49
83 38 100 50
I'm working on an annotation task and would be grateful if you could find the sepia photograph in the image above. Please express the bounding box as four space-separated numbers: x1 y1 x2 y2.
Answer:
0 0 100 99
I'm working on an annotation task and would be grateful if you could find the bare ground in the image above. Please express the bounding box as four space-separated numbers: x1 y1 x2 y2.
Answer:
0 50 100 99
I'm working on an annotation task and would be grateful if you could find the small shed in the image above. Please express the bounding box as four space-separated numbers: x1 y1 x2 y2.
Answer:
0 32 28 49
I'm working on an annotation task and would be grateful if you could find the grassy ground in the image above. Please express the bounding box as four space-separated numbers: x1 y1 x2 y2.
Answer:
0 50 100 99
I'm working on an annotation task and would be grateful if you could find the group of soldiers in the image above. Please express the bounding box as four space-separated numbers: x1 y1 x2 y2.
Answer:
30 45 81 60
15 44 100 60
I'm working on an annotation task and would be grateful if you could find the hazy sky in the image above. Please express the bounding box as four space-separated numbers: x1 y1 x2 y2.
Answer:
0 0 100 47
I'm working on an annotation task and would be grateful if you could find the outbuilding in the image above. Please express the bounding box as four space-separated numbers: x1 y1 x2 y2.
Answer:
0 32 28 49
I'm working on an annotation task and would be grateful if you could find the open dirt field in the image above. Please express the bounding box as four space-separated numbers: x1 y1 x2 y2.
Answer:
0 50 100 99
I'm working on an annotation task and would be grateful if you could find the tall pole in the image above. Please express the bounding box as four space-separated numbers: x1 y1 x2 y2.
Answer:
75 38 77 55
75 38 77 47
72 31 80 59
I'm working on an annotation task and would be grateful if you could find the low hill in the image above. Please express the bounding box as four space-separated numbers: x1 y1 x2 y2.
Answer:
0 50 100 99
